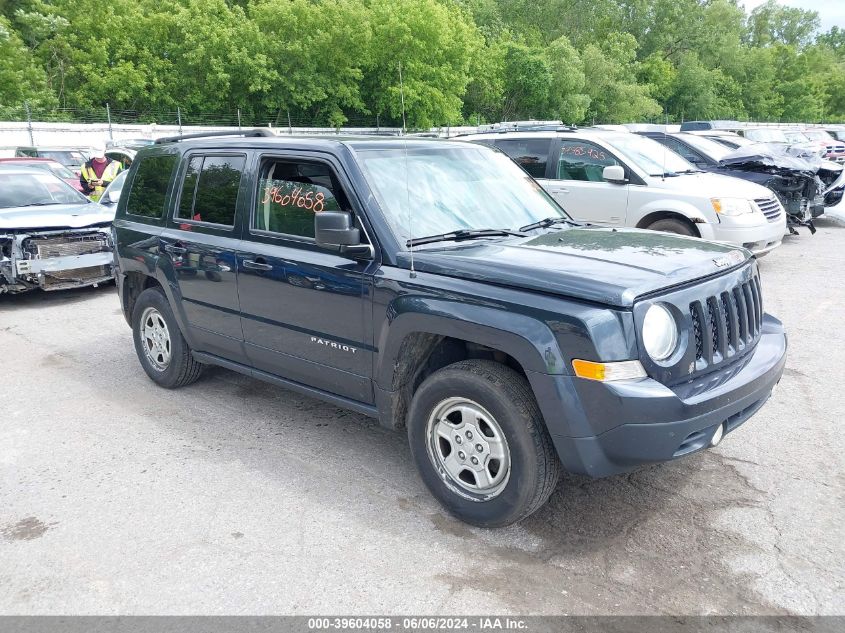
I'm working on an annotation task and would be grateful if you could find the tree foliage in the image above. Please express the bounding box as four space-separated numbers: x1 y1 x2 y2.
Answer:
0 0 843 126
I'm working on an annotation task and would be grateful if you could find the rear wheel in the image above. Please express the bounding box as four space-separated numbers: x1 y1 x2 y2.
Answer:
132 287 203 388
646 217 696 236
407 360 560 527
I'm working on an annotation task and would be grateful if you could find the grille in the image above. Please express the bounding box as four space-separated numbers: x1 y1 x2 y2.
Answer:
754 197 782 222
25 233 109 259
689 275 763 367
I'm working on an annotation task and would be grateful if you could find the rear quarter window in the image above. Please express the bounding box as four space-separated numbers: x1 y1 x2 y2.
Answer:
125 154 179 219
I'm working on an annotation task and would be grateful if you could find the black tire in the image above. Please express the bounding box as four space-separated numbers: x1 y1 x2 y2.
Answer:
646 217 696 236
407 359 560 527
131 286 204 388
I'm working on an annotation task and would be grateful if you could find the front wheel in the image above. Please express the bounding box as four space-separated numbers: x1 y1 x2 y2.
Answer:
407 360 560 527
645 217 696 236
131 287 204 388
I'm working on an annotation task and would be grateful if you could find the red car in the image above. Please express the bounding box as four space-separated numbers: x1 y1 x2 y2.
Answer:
0 157 85 192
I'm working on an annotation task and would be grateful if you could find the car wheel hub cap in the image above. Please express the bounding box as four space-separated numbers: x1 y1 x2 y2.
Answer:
426 397 510 499
141 307 171 371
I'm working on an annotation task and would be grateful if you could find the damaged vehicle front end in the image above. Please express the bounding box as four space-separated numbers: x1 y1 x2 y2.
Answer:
0 168 115 294
718 144 845 234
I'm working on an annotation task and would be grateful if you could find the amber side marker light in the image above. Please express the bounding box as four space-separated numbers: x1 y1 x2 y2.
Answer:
572 359 647 382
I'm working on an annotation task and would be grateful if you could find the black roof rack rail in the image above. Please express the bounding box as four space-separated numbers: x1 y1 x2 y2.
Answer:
154 128 276 144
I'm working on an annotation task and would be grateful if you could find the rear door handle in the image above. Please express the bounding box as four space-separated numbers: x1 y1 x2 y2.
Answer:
164 243 187 255
243 259 273 271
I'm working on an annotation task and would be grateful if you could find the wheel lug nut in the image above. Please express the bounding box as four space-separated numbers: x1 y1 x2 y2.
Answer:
465 430 473 440
470 456 479 465
458 451 466 460
455 436 462 444
476 444 483 452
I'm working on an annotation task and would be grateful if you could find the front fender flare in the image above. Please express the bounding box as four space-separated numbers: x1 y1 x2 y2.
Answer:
375 296 566 389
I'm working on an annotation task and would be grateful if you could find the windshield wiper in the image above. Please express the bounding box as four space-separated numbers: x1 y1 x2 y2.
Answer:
25 201 65 206
649 171 680 177
519 216 577 232
407 228 526 248
675 169 702 174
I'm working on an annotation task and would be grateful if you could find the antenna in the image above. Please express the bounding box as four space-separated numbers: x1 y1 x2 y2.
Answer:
662 111 668 181
399 61 407 135
399 61 415 278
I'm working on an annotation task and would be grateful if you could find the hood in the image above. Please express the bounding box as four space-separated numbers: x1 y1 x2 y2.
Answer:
0 202 114 231
402 227 750 308
653 170 774 199
720 143 819 172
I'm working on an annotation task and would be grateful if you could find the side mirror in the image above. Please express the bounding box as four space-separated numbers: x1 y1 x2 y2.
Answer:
602 165 626 184
315 211 361 247
102 189 119 204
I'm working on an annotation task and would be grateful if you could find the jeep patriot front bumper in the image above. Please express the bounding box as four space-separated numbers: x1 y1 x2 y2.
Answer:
527 314 787 478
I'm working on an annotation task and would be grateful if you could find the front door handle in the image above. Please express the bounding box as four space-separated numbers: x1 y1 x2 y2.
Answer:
164 243 187 255
243 259 273 271
550 188 570 194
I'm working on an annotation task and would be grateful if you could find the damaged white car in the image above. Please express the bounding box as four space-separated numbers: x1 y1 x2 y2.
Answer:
0 166 115 293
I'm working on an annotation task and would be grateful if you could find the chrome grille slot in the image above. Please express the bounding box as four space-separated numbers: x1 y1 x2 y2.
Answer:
754 197 782 223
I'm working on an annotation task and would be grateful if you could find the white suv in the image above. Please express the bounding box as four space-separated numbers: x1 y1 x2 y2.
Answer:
461 128 786 256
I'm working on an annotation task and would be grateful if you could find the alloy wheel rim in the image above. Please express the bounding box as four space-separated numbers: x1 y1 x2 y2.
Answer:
140 307 172 371
425 397 511 499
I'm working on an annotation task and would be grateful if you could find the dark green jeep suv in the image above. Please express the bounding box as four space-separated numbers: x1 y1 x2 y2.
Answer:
112 130 786 526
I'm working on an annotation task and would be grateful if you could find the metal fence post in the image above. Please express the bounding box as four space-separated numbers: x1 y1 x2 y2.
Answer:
287 111 292 135
237 108 241 131
177 106 182 135
24 101 34 145
106 103 113 140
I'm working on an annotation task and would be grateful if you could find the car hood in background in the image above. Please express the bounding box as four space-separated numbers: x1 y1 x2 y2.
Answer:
652 170 774 200
400 227 750 308
720 143 822 172
0 202 113 231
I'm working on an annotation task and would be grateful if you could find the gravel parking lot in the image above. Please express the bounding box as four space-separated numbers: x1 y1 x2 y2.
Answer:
1 220 843 616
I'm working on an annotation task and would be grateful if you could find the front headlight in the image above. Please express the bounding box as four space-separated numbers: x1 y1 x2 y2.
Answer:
642 303 679 361
711 197 754 216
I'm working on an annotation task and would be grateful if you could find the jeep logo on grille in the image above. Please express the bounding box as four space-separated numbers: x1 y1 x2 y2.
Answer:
713 250 745 268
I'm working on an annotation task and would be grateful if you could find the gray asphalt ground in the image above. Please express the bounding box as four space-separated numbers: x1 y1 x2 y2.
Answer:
0 220 843 616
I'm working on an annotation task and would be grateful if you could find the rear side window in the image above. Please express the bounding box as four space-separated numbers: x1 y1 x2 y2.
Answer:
253 159 348 238
493 139 551 178
125 154 178 218
176 154 245 226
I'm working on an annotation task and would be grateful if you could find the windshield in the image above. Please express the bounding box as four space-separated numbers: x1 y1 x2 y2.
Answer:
39 150 86 167
607 133 696 175
678 134 731 160
19 161 76 179
745 129 789 143
0 172 88 208
803 130 832 141
102 170 127 198
784 131 809 143
355 145 569 245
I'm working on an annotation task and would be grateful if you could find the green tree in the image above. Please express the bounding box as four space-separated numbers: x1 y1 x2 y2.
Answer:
582 32 660 123
747 0 820 48
364 0 483 128
0 14 55 113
